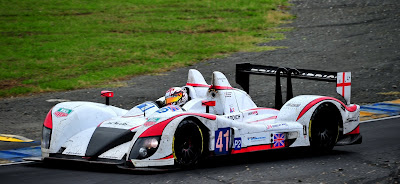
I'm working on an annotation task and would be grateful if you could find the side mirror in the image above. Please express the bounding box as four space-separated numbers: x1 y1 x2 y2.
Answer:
101 90 114 105
202 100 216 113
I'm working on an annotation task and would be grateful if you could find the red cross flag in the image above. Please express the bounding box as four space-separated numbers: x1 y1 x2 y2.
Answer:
336 72 351 104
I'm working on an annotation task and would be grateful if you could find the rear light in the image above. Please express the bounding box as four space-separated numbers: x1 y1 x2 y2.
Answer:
41 126 52 149
43 109 53 129
42 108 53 149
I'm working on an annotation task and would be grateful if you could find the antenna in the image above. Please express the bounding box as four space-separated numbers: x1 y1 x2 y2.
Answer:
144 103 146 117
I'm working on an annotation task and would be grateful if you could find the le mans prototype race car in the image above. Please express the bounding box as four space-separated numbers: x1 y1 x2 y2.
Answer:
37 63 362 169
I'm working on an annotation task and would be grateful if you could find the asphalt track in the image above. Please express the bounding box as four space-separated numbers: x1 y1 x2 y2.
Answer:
0 117 399 184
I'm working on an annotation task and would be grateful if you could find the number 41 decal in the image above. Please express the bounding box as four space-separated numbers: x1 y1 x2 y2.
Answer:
215 128 230 155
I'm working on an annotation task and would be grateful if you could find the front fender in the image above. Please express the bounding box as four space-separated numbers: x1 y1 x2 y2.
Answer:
128 112 217 167
47 102 127 154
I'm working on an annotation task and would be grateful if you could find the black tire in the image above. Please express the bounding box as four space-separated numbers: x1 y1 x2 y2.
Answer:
173 119 204 167
309 103 340 153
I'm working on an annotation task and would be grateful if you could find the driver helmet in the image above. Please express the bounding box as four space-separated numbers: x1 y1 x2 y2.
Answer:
165 87 188 106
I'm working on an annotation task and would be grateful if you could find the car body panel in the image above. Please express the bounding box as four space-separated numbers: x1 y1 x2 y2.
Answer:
41 68 361 168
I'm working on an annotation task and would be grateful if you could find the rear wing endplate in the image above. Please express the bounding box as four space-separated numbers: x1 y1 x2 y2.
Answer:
235 63 351 109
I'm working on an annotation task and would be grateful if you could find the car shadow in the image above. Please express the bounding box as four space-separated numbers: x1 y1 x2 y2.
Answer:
24 147 357 175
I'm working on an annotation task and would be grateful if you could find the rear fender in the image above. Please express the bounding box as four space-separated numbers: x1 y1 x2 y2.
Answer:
276 95 360 146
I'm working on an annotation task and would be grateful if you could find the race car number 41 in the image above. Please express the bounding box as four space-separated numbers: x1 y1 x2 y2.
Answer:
215 128 230 155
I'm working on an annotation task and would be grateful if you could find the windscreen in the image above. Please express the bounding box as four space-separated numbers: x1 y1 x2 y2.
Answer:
124 101 159 117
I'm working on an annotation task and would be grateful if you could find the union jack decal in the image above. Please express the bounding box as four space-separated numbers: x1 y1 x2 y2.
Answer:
273 133 285 148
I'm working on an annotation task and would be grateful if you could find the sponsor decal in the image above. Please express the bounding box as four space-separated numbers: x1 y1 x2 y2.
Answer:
247 111 258 116
215 128 230 155
234 137 242 150
144 121 156 127
144 118 161 127
273 123 287 128
99 155 119 159
273 133 285 148
156 105 181 113
226 114 241 120
54 108 73 117
267 123 288 129
286 103 301 107
217 77 226 82
229 104 235 113
346 116 359 123
105 121 128 126
64 151 80 155
137 103 156 112
247 136 267 142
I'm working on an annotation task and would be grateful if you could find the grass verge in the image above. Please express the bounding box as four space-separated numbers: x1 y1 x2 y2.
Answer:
0 0 293 97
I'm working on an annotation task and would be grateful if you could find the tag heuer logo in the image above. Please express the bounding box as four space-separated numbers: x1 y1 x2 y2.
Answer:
54 108 73 117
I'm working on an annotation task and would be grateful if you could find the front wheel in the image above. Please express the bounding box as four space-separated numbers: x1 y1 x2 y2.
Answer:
173 119 204 167
309 103 340 153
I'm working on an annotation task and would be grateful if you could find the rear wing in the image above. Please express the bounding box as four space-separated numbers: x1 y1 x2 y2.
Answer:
235 63 351 109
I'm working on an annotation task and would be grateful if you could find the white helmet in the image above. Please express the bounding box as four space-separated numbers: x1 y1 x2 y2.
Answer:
165 87 188 106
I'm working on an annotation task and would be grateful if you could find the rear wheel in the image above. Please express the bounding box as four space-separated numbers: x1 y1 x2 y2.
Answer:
309 103 340 153
173 119 203 167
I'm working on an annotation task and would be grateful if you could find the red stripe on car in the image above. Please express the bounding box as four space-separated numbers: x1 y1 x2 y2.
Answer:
139 113 217 138
186 83 211 87
130 125 141 131
157 154 174 160
245 107 279 112
296 97 357 121
247 116 277 124
231 144 279 154
210 85 234 90
346 125 360 135
43 108 53 129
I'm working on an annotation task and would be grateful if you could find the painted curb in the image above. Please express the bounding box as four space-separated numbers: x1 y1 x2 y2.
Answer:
360 99 400 121
0 146 41 165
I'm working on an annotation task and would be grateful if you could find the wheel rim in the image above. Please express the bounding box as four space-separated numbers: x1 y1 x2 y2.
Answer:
310 103 340 151
313 123 337 148
174 121 203 166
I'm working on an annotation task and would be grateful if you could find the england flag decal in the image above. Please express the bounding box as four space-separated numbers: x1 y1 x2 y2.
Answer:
336 72 351 104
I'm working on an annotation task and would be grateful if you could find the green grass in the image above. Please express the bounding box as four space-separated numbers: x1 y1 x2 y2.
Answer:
0 0 293 97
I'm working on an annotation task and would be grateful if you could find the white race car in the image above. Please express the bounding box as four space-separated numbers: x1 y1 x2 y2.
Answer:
38 63 362 169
